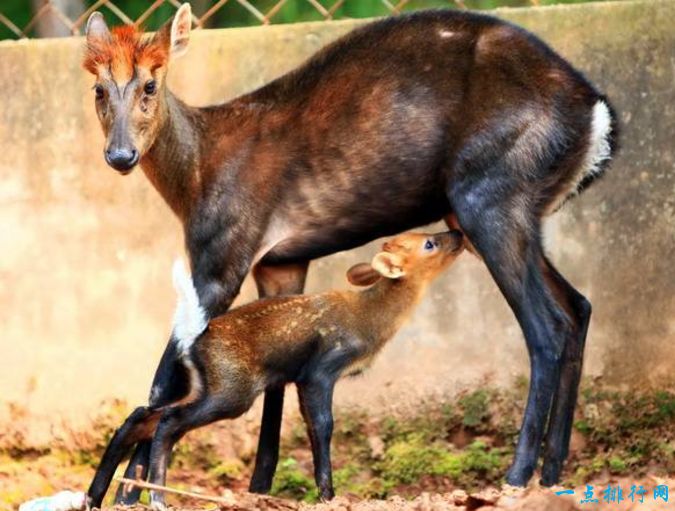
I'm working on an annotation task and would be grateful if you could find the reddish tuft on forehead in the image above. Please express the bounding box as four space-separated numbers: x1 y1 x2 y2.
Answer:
382 233 429 253
83 24 168 79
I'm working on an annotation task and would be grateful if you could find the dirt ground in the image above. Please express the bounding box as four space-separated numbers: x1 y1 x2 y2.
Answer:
103 478 675 511
4 384 673 511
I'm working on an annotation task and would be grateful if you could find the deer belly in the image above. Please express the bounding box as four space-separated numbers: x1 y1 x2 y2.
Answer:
260 192 450 265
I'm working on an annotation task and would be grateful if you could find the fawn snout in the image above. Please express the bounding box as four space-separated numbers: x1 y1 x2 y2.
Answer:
435 229 464 254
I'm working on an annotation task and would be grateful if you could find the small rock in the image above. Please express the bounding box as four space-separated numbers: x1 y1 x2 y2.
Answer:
367 435 385 459
467 487 500 510
500 484 526 498
495 495 520 508
418 492 431 511
450 489 468 506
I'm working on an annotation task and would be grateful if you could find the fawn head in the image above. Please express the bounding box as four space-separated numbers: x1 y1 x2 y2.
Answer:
83 4 192 173
347 231 464 287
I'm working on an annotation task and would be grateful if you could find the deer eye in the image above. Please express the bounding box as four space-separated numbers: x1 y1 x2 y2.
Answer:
94 85 104 100
424 240 435 251
144 80 157 95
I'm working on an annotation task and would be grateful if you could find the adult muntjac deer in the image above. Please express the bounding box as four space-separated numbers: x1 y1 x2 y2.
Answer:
82 3 618 500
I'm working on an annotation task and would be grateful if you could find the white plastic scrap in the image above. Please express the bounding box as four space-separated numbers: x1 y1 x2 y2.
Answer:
19 491 87 511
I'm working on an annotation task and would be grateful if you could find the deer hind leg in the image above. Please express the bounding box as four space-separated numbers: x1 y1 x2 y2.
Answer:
249 261 310 494
448 169 586 485
540 256 591 485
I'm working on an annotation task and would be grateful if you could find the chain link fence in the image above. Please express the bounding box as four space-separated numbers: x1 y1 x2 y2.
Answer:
1 0 608 40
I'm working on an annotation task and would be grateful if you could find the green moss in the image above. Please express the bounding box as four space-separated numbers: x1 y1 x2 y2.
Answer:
563 388 675 484
208 459 245 484
458 390 490 429
3 384 673 503
608 456 627 474
574 419 591 434
375 434 508 491
172 433 221 471
334 463 386 498
378 433 442 484
655 391 675 420
270 458 317 502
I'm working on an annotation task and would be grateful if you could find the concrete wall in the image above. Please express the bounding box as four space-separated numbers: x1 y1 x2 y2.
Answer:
0 0 673 443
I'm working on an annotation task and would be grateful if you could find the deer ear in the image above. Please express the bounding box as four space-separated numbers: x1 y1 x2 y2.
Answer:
169 3 192 58
346 263 382 287
155 3 191 59
85 12 111 43
371 252 406 279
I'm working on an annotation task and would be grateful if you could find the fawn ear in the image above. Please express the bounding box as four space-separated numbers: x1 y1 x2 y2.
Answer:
346 263 382 287
156 3 191 59
371 252 406 279
85 12 111 44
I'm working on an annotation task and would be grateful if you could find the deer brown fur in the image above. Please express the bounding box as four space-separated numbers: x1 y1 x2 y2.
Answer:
82 3 618 503
87 231 464 508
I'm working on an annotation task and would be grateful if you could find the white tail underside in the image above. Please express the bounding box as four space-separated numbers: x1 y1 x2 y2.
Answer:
549 99 613 214
172 259 208 354
581 100 613 183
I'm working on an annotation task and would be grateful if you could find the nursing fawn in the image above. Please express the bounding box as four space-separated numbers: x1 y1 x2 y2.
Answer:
87 230 464 508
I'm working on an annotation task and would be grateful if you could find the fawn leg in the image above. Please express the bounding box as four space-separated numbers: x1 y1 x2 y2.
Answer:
88 406 162 508
248 261 309 494
298 378 336 501
146 397 243 510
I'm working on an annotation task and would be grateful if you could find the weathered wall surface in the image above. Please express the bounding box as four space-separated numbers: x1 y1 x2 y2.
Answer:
0 0 673 442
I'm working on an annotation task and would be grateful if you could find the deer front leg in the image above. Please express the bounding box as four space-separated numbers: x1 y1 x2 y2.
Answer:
112 217 265 505
249 262 310 494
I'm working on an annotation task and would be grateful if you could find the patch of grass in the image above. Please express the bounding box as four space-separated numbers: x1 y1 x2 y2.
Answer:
334 462 386 498
459 390 490 429
376 434 508 491
608 456 627 474
566 388 675 484
173 438 221 471
377 432 445 485
209 458 245 484
3 383 673 503
270 457 317 502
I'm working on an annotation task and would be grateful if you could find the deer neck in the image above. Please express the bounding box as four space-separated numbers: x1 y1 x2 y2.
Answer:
140 91 202 222
358 277 428 347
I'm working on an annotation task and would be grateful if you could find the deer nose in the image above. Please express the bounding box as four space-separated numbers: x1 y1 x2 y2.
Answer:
105 147 139 172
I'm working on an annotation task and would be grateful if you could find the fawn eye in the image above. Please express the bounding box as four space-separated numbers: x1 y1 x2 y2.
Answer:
424 240 435 251
94 85 104 100
144 80 157 95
